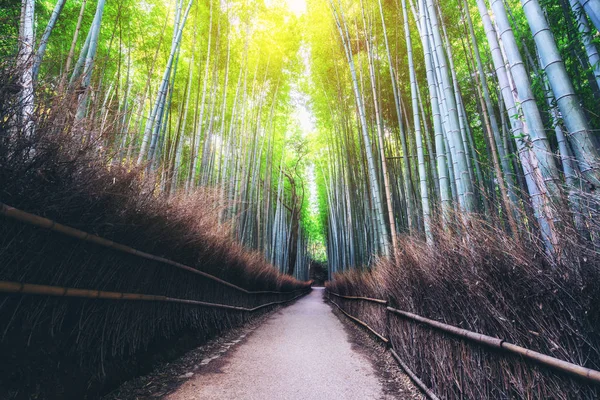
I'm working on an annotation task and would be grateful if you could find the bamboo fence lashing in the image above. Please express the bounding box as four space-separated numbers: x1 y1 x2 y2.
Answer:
0 203 308 295
326 290 600 391
0 281 310 312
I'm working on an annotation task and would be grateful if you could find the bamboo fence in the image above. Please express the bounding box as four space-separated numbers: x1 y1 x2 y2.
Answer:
326 291 600 399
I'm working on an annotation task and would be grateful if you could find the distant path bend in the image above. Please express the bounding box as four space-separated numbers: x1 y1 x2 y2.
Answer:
168 288 386 400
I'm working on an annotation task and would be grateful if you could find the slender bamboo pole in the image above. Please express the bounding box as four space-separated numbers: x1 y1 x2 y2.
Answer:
361 0 398 251
378 0 416 233
403 0 432 240
32 0 67 81
522 0 600 187
329 0 390 256
18 0 35 136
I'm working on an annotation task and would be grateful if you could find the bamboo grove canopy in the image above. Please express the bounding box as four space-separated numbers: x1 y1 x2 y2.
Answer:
6 0 600 275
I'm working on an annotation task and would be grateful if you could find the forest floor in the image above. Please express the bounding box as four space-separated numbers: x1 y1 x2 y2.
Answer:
107 288 420 400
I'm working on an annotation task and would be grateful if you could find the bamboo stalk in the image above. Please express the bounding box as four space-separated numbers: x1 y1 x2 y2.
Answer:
0 203 306 295
0 280 309 312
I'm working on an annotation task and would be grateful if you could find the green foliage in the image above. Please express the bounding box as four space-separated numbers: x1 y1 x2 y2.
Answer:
0 0 20 57
6 0 600 271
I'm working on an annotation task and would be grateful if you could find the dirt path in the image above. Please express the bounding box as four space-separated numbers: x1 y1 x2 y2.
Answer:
167 288 391 400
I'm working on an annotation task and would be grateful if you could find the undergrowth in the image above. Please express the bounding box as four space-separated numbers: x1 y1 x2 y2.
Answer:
0 66 310 399
328 213 600 399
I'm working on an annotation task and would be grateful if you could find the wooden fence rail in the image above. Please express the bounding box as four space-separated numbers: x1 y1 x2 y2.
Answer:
0 281 309 312
326 292 437 399
386 306 600 383
328 296 388 343
328 291 388 304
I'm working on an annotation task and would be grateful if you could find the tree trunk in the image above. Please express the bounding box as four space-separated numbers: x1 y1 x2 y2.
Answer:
480 0 560 252
32 0 67 82
423 0 476 212
18 0 35 136
377 0 415 233
522 0 600 188
403 0 431 240
417 0 451 221
578 0 600 31
329 0 390 256
362 0 398 250
75 0 107 121
60 0 87 92
139 0 193 165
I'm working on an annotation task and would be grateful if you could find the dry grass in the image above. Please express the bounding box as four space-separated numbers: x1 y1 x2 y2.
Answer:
0 67 309 399
328 213 600 399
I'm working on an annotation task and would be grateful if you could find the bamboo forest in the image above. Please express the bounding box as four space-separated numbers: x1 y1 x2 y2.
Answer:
2 0 600 398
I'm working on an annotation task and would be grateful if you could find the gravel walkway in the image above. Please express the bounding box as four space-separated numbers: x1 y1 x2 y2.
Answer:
167 288 391 400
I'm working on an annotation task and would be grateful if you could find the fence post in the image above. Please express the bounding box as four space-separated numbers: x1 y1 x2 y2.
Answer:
385 296 392 349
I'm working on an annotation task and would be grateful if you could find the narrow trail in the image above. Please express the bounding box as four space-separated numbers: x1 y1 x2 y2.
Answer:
167 288 386 400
